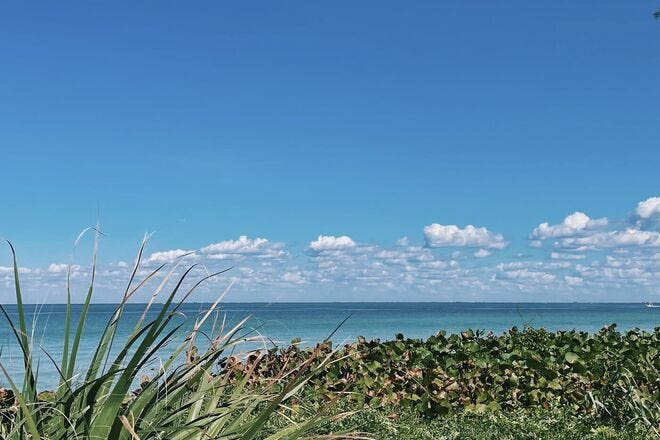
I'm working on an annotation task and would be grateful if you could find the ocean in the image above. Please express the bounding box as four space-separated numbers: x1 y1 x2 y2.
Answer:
0 302 657 390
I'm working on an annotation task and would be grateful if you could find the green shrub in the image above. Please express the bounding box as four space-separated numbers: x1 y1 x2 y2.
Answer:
242 326 659 433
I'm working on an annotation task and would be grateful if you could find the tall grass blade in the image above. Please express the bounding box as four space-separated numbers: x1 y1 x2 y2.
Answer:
66 225 101 379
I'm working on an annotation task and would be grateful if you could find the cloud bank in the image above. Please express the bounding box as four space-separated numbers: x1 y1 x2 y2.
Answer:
1 196 658 303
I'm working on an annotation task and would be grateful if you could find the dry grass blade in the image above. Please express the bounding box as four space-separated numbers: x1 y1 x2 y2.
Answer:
119 415 141 440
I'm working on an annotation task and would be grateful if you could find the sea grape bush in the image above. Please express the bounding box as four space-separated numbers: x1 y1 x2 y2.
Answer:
233 325 659 427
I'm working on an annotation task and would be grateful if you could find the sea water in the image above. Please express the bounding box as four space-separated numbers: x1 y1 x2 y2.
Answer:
0 302 657 390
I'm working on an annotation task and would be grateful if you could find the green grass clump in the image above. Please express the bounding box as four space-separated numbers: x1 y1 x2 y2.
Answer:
0 233 342 440
264 404 655 439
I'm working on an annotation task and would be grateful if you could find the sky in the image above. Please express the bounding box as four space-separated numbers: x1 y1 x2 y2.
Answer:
0 1 659 303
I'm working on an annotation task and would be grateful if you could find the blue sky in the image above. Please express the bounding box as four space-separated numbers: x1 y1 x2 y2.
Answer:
0 1 659 302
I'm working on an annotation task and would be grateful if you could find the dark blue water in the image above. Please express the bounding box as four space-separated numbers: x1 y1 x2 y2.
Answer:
0 302 657 389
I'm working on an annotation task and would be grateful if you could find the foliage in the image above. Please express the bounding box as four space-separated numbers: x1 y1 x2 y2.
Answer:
0 234 341 439
241 326 659 433
264 403 656 440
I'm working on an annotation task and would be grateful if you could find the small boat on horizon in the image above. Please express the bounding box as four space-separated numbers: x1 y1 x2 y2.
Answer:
645 302 659 308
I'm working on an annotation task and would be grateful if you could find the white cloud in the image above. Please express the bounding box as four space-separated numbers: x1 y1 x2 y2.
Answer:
636 196 660 219
201 236 286 260
550 252 585 260
282 271 306 284
497 260 571 271
564 275 583 286
396 237 410 246
499 269 556 283
531 212 608 240
46 263 82 273
574 254 660 288
47 263 68 273
532 203 660 255
559 228 660 250
147 249 195 263
474 249 491 258
420 260 450 270
308 235 356 252
424 224 508 249
375 244 434 265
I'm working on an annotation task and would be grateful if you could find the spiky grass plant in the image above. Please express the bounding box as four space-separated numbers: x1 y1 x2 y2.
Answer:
0 230 346 439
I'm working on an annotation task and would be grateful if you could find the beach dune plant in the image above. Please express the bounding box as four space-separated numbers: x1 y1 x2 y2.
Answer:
0 230 342 439
241 326 660 435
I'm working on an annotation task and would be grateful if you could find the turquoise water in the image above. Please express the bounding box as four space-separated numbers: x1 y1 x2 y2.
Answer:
0 302 657 389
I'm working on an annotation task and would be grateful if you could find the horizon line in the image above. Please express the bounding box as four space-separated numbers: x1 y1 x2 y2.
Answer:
4 301 654 305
